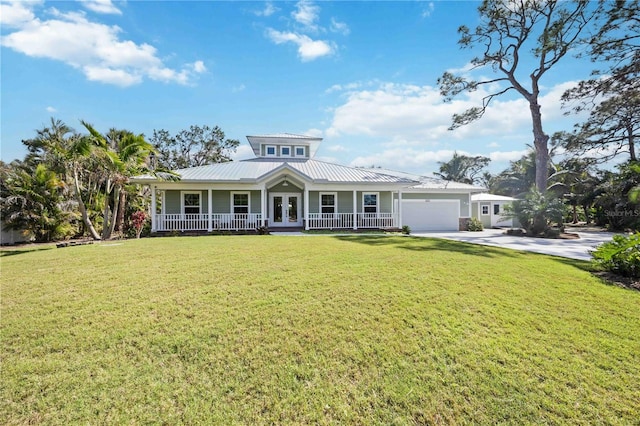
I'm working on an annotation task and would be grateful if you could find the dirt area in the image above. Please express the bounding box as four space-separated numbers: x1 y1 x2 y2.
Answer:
593 271 640 291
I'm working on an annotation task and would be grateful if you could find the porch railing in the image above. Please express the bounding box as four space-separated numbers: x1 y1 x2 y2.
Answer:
307 212 397 229
154 213 263 231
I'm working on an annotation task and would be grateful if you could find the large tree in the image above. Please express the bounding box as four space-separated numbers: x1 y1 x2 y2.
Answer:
434 152 490 185
438 0 598 192
556 91 639 162
150 125 239 170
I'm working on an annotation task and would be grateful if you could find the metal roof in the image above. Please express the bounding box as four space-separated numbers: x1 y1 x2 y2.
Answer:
134 158 417 185
365 167 486 191
471 193 516 202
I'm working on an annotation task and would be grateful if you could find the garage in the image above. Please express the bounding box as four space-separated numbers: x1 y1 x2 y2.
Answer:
401 199 460 231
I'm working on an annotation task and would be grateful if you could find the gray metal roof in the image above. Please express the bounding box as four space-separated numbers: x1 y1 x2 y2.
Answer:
471 193 516 202
134 158 417 185
365 167 486 191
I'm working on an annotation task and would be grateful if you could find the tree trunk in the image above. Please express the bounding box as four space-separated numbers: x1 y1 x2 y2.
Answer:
530 100 550 192
101 178 113 240
628 127 636 161
108 185 122 238
73 168 101 240
115 189 127 232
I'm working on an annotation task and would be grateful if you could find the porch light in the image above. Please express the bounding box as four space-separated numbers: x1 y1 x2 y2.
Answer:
282 175 289 187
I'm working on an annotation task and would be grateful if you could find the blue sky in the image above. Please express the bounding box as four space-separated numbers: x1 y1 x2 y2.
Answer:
1 0 598 175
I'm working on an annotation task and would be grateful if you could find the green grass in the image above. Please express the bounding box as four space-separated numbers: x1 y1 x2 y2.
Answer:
1 235 639 424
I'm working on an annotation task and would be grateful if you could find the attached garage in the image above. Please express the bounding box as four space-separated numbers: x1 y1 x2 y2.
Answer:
401 199 460 231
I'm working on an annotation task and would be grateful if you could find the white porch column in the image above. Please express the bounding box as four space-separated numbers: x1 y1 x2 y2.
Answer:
398 190 403 228
353 190 357 230
207 189 213 232
150 185 157 232
304 186 310 230
261 187 267 227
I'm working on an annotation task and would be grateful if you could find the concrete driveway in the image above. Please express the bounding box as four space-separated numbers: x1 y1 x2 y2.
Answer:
412 229 621 261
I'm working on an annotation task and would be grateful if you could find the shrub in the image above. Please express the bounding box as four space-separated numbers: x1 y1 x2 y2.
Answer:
131 211 147 239
506 189 565 237
467 217 484 231
591 233 640 278
401 225 411 235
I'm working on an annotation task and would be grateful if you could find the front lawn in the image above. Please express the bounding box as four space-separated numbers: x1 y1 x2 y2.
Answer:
1 236 638 424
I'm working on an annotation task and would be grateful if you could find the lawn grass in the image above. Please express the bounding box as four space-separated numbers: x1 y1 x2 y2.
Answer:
1 235 639 424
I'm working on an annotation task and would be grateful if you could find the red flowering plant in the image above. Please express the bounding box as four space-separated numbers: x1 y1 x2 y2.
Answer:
131 210 147 239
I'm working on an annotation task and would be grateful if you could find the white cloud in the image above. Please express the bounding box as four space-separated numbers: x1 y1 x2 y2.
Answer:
292 0 319 31
489 150 529 162
232 84 246 93
253 1 276 17
304 128 324 138
0 1 38 27
81 0 121 15
191 60 206 73
46 106 57 113
231 144 256 161
487 141 500 148
327 144 348 152
421 2 435 18
266 29 333 61
1 4 204 87
330 18 349 35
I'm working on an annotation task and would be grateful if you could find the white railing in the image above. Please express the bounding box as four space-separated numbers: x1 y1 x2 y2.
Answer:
356 212 396 228
306 213 397 229
155 213 263 231
307 213 354 229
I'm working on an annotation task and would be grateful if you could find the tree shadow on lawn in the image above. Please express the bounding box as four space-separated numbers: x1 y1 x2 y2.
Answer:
0 245 54 257
334 235 521 259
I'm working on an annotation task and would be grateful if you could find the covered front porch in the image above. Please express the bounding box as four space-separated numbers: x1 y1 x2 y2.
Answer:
149 183 401 232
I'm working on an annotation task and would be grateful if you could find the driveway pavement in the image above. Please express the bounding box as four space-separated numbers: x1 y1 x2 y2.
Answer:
411 229 621 261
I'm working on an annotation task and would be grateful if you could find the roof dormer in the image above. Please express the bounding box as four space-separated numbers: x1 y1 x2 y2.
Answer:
246 133 322 159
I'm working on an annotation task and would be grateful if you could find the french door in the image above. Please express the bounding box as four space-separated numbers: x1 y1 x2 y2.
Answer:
269 193 303 227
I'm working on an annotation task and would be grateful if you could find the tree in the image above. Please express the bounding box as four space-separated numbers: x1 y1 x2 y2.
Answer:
22 118 104 240
81 122 156 240
562 0 639 106
507 188 566 236
438 0 597 192
434 152 490 184
556 92 639 162
150 125 239 170
547 157 600 223
1 162 75 242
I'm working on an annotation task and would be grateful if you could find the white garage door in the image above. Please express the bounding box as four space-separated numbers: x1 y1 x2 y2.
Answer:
402 199 460 231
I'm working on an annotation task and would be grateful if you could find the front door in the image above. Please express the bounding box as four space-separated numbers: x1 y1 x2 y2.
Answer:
270 193 303 227
491 203 512 227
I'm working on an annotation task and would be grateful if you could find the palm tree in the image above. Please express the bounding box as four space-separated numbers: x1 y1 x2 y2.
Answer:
81 121 156 239
434 152 490 184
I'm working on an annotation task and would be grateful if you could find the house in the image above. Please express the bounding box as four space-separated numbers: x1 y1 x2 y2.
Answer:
132 134 486 233
471 193 517 228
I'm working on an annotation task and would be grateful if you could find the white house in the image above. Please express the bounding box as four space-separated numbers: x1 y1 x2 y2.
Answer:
133 134 486 233
471 193 517 228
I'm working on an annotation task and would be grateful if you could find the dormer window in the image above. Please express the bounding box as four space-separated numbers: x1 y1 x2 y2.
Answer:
295 146 305 157
265 145 276 157
281 146 291 157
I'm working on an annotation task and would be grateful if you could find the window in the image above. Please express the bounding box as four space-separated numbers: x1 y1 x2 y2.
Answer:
494 204 501 215
232 192 249 214
481 205 489 215
320 192 336 214
280 146 291 156
182 192 201 215
363 192 378 214
265 145 276 156
295 146 305 157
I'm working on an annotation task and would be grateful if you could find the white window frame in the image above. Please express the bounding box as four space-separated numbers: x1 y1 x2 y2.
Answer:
294 146 306 157
265 145 277 157
181 191 201 215
481 204 490 215
320 192 337 215
280 146 291 157
362 192 379 214
231 191 250 214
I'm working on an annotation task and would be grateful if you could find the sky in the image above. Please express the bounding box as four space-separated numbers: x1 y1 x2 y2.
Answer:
1 0 601 175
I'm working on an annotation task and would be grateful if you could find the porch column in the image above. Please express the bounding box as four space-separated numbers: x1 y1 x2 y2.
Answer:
261 187 267 227
150 185 157 232
304 186 309 230
353 190 357 230
207 189 213 232
398 190 403 228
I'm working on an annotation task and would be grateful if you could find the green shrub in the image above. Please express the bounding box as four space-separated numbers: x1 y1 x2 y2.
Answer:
467 217 484 231
591 233 640 278
506 189 565 237
401 225 411 235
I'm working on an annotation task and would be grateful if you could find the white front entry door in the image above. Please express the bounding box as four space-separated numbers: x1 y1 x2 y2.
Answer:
491 203 513 227
269 193 303 227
